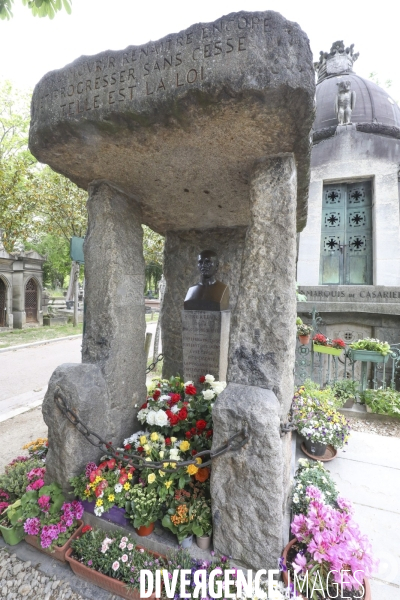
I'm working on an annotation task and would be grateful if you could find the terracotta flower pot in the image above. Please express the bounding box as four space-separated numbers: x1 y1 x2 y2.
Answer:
25 520 83 563
298 335 310 345
281 538 371 599
65 547 158 600
135 522 155 536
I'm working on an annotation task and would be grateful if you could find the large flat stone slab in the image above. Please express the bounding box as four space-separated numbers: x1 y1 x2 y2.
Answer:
29 11 315 233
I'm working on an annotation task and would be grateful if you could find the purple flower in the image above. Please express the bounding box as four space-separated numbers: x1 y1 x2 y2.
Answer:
85 462 98 477
88 560 93 566
24 517 40 536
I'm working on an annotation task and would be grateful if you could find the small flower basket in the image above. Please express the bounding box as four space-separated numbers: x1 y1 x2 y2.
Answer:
348 348 390 364
297 322 312 346
313 343 343 356
81 500 129 527
312 334 345 356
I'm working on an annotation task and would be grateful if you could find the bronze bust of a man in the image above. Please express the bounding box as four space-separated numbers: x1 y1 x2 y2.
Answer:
184 250 229 311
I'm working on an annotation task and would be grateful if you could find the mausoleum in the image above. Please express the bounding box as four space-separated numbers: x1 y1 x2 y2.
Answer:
297 41 400 350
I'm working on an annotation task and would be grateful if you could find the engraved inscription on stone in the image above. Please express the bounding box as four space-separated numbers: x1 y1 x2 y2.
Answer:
182 310 230 383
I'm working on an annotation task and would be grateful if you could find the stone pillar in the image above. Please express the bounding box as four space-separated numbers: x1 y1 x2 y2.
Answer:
211 383 283 570
11 269 25 329
82 181 147 442
228 154 297 416
161 227 246 379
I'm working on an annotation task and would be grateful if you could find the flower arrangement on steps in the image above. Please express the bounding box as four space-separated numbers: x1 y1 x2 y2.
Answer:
313 333 346 356
282 459 375 600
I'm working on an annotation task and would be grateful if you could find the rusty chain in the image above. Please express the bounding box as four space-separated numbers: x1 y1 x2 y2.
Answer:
146 353 164 375
54 389 249 473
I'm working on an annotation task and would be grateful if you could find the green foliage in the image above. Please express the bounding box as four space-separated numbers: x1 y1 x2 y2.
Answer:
25 234 71 287
298 379 341 410
331 379 359 406
127 485 161 529
4 499 23 527
21 483 64 520
291 459 338 516
191 496 212 537
350 337 391 355
143 225 164 293
362 388 400 418
0 0 71 20
0 457 43 501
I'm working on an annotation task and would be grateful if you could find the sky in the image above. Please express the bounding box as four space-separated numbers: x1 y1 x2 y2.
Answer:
0 0 399 101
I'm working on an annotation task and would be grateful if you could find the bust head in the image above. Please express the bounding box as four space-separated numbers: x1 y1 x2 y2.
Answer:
197 250 219 284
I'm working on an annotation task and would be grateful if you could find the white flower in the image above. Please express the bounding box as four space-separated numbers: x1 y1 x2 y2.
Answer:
94 506 104 517
169 448 180 461
202 389 215 400
114 483 123 493
112 561 120 571
119 541 127 549
121 554 128 563
210 381 226 395
121 537 128 542
127 543 133 551
184 380 193 386
146 411 156 425
159 451 164 458
159 395 170 402
154 410 168 427
205 374 215 383
170 404 179 414
137 409 148 424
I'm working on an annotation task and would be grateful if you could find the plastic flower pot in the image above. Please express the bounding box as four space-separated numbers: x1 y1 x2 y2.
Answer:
180 534 193 548
281 538 371 600
0 520 25 546
65 547 157 600
25 520 83 563
82 500 130 527
313 343 343 356
135 522 155 536
349 349 390 363
196 534 211 550
298 335 310 345
303 438 327 457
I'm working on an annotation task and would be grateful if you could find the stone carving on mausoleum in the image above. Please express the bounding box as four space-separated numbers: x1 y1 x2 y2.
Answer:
335 80 356 125
184 250 229 312
314 40 359 82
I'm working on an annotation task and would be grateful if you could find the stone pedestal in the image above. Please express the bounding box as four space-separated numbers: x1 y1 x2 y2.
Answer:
182 310 230 383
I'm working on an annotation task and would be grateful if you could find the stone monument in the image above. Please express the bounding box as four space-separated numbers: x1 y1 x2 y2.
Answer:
182 250 230 383
31 10 315 570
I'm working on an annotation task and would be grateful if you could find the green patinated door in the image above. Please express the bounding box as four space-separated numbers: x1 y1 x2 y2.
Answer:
320 181 372 285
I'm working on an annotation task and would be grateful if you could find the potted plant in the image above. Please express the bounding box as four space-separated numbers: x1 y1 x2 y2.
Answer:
161 488 198 547
22 483 84 562
70 458 136 526
362 388 400 417
127 485 160 536
297 321 313 345
290 459 339 516
67 527 163 600
332 379 359 409
281 487 374 600
313 333 346 356
0 499 25 545
191 496 212 550
349 337 391 363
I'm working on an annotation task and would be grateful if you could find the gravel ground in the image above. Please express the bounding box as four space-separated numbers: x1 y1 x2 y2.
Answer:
347 416 400 437
0 548 89 600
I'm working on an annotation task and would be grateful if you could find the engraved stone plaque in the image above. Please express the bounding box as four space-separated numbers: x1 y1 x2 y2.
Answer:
182 310 230 383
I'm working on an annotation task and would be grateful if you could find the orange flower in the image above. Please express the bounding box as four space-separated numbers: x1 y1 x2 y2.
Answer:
195 467 210 483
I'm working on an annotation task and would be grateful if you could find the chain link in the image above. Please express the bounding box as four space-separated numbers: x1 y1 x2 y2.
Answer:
54 389 249 472
146 353 164 374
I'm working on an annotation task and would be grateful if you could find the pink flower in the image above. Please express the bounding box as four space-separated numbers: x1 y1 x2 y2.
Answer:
293 552 307 575
112 561 120 571
121 554 128 563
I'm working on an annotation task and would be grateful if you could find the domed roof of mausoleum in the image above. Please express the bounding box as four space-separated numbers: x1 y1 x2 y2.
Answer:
312 41 400 142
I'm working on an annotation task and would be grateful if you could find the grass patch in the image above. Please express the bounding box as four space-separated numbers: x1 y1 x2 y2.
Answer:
0 323 83 349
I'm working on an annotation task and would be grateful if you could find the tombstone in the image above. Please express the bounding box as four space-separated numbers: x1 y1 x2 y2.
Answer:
32 11 315 570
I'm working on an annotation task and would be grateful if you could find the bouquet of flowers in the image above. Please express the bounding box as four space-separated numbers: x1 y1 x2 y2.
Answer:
70 458 136 517
286 486 377 597
291 459 338 515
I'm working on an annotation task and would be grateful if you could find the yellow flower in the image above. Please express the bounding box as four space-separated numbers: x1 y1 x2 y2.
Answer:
159 451 164 458
165 480 173 489
127 473 133 480
180 441 190 452
95 499 103 507
187 464 198 476
171 437 177 443
94 476 102 484
108 494 115 502
143 444 150 453
163 462 170 468
140 435 147 445
195 457 202 465
159 471 165 477
123 482 131 490
150 432 159 442
148 473 156 484
84 489 90 496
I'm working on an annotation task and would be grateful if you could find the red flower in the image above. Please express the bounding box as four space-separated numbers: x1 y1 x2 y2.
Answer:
199 376 206 383
119 474 128 485
89 471 97 483
82 525 92 534
137 446 144 453
165 438 171 446
190 427 196 435
185 431 192 439
191 449 198 456
107 459 116 470
153 389 161 400
124 444 131 450
129 466 136 474
332 338 346 349
206 429 213 438
168 393 181 405
196 420 207 431
185 384 197 395
313 333 327 346
98 462 108 471
141 402 148 409
178 407 188 420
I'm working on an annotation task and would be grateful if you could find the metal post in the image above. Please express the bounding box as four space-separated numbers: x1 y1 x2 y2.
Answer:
73 262 80 327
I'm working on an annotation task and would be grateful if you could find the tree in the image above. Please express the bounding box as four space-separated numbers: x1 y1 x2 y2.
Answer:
143 225 164 294
0 0 71 20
